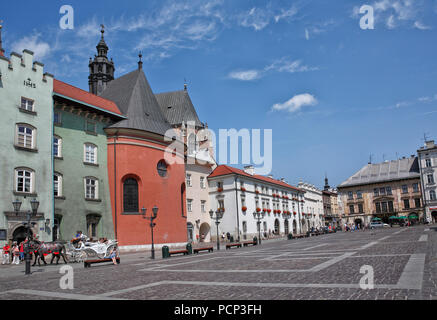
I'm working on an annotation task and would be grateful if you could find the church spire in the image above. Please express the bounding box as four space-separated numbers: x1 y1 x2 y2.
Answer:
138 51 143 70
88 24 115 95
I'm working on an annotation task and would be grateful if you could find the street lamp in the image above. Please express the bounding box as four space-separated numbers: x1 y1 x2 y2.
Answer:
253 210 265 245
142 206 158 259
209 209 223 250
17 198 38 275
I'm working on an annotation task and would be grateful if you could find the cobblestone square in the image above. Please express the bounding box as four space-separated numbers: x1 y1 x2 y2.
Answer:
0 225 436 300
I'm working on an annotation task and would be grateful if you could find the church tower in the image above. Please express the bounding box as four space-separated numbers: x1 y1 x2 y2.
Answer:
88 24 115 95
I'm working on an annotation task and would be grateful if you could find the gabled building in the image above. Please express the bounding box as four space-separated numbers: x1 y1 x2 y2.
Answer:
297 181 324 230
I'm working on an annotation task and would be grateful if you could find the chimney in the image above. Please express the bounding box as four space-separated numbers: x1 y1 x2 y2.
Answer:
244 165 254 175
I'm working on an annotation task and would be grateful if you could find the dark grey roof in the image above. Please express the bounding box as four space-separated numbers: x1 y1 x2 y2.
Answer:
338 157 420 188
155 90 203 127
100 69 174 136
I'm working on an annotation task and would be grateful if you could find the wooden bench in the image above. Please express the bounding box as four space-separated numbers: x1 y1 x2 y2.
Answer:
169 249 189 256
193 247 214 254
84 257 120 268
243 241 257 247
226 243 242 249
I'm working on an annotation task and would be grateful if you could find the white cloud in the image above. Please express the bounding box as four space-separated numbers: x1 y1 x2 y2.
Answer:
237 5 299 31
11 33 51 60
272 93 318 113
228 70 262 81
414 21 431 30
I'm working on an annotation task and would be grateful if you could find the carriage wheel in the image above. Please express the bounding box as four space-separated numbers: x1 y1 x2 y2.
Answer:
77 251 88 263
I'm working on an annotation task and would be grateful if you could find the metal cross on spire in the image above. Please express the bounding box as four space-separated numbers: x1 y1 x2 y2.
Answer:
100 24 105 38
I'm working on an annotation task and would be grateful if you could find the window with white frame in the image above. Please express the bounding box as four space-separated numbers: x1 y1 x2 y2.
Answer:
21 97 34 112
430 190 436 201
84 143 97 164
428 174 435 184
15 168 34 193
16 124 35 149
201 200 206 213
200 176 205 189
426 158 432 168
85 177 98 199
187 199 193 212
54 173 63 197
53 136 62 158
186 174 192 187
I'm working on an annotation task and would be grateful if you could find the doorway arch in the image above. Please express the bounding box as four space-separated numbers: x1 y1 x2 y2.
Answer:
284 220 289 235
12 226 30 244
274 219 280 235
293 220 297 234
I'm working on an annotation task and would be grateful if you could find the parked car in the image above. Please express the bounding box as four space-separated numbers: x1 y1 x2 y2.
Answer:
370 222 384 229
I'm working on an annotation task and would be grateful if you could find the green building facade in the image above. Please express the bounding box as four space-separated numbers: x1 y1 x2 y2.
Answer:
0 50 54 246
52 86 124 241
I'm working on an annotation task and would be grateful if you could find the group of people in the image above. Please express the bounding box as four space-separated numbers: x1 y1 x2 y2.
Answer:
2 240 26 265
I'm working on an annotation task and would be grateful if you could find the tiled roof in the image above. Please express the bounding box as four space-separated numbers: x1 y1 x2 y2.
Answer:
338 157 420 188
100 69 174 136
53 79 124 117
208 165 302 192
155 90 203 127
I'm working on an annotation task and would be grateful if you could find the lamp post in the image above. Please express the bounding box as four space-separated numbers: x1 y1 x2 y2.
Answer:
253 210 265 245
14 198 39 275
142 206 158 259
209 209 223 250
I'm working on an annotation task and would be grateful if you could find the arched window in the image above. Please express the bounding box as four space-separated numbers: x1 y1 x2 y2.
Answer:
123 178 139 212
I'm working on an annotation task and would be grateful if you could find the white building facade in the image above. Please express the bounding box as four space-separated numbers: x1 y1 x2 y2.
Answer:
297 182 324 231
417 140 437 223
208 165 306 241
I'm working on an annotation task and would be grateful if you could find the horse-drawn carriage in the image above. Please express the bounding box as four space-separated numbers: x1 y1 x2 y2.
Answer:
66 238 118 263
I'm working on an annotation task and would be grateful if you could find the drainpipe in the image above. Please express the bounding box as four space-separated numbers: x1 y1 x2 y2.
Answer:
234 176 240 241
113 132 118 240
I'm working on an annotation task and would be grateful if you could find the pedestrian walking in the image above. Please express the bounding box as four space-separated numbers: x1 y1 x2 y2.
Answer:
12 242 20 265
2 243 10 265
19 241 24 262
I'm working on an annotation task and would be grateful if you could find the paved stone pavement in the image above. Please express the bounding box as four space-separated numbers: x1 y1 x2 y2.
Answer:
0 224 436 300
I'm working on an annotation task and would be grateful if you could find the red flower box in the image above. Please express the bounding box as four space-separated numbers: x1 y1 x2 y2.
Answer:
293 212 297 215
255 190 260 194
217 188 223 192
242 206 247 212
241 187 246 192
256 207 261 212
267 209 271 213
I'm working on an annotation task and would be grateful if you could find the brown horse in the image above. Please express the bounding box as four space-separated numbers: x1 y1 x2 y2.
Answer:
29 240 68 266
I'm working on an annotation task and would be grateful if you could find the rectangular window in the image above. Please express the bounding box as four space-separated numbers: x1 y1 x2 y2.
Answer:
53 137 61 158
186 174 192 187
381 202 388 212
348 191 353 200
85 121 96 134
85 178 98 199
21 97 34 111
356 191 362 199
358 203 363 213
386 186 392 195
388 201 394 212
414 198 421 208
16 169 32 193
349 205 355 214
402 185 408 194
200 176 205 189
201 200 206 213
412 183 419 193
404 199 410 209
187 199 193 212
374 188 379 196
430 190 436 201
428 174 435 184
54 112 62 125
54 174 62 197
426 158 432 168
84 144 97 164
17 125 34 148
375 202 381 213
379 187 386 195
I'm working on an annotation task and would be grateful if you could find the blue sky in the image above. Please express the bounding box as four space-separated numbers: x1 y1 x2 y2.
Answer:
2 0 437 189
